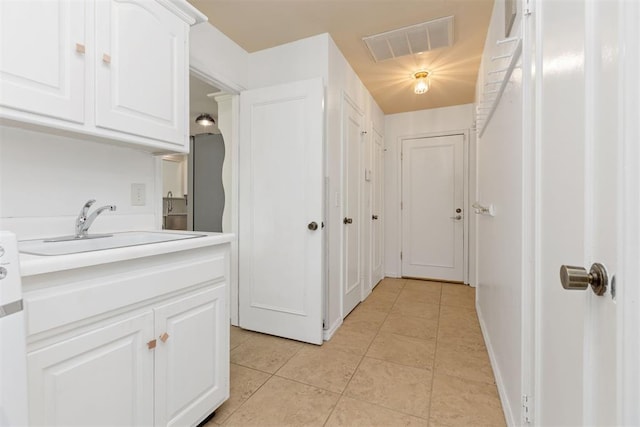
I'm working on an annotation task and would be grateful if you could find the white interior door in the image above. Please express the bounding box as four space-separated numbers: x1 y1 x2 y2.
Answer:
536 0 639 424
371 129 384 286
239 78 324 345
342 97 364 317
401 134 464 281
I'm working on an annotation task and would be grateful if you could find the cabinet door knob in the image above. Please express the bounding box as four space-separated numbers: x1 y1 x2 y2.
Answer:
102 53 111 64
160 332 170 343
147 339 157 350
75 43 85 54
343 217 353 224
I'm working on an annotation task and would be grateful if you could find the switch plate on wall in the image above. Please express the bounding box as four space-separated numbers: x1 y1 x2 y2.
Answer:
131 183 146 206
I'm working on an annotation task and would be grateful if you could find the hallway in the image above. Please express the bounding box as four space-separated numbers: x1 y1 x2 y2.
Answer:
206 279 505 426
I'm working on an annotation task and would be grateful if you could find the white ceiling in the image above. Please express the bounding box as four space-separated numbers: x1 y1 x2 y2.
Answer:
187 0 494 114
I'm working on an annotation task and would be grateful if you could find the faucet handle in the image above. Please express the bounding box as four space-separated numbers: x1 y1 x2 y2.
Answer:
76 199 96 224
79 199 96 217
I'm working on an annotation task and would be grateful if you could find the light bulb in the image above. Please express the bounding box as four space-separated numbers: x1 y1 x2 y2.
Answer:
413 71 430 94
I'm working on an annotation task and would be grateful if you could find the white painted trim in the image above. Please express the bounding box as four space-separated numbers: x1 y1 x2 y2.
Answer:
532 0 545 422
477 299 517 427
462 131 470 284
154 157 164 230
396 129 470 282
520 0 536 424
158 0 207 25
190 60 246 95
619 1 640 423
323 317 342 341
372 124 385 285
187 65 241 326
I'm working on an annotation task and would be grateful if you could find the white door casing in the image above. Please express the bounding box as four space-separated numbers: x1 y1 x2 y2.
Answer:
362 124 372 299
371 128 384 286
342 96 364 317
401 134 465 281
239 78 324 345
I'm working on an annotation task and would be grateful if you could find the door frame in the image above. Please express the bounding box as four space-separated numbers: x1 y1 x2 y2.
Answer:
189 66 241 325
618 0 640 421
396 130 470 284
370 124 385 288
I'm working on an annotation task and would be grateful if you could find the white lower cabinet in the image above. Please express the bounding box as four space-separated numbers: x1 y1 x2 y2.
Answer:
27 311 155 426
154 286 228 427
23 244 230 426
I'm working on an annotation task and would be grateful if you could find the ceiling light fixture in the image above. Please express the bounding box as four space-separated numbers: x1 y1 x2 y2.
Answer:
195 113 215 126
413 71 430 94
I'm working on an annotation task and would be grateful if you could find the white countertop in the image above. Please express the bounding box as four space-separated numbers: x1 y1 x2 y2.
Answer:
19 231 234 277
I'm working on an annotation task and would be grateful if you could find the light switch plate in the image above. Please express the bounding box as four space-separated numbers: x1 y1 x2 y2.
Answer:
131 183 146 206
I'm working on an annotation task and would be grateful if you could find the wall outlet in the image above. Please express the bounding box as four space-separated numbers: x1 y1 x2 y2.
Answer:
131 183 146 206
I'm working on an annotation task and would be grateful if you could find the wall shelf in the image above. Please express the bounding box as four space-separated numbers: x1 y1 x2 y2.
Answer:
476 37 523 137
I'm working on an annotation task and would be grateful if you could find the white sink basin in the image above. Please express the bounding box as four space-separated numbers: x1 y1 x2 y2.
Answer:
19 231 205 256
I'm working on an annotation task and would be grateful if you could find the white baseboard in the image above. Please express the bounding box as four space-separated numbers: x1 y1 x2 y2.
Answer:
476 298 517 427
323 317 342 341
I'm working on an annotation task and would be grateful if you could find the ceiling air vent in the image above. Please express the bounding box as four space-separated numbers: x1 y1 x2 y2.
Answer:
363 16 454 62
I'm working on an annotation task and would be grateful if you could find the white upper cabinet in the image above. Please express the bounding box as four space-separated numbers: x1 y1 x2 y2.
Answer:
95 0 186 145
0 0 86 123
0 0 205 153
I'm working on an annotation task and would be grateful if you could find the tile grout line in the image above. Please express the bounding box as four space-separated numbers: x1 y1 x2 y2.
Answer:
322 278 406 426
426 282 444 426
223 333 308 425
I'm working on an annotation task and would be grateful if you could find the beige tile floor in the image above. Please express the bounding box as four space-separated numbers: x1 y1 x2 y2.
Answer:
206 278 506 426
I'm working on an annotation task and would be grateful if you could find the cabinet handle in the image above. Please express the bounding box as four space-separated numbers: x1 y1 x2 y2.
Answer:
102 53 111 64
147 339 157 350
160 332 170 343
75 43 85 54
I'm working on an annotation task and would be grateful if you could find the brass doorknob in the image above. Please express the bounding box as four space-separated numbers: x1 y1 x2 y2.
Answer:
308 222 318 231
560 263 608 296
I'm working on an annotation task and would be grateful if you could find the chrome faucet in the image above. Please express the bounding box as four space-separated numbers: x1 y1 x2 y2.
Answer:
75 199 117 238
167 191 173 213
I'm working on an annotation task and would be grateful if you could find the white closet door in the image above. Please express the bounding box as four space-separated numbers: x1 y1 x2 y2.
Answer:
239 78 324 345
342 98 364 317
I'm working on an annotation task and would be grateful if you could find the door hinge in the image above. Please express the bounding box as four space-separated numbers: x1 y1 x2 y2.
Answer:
400 251 403 260
400 201 403 210
522 395 533 424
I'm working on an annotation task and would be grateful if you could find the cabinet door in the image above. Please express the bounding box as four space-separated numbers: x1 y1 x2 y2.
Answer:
154 285 229 427
0 0 85 123
95 0 187 147
27 312 155 426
